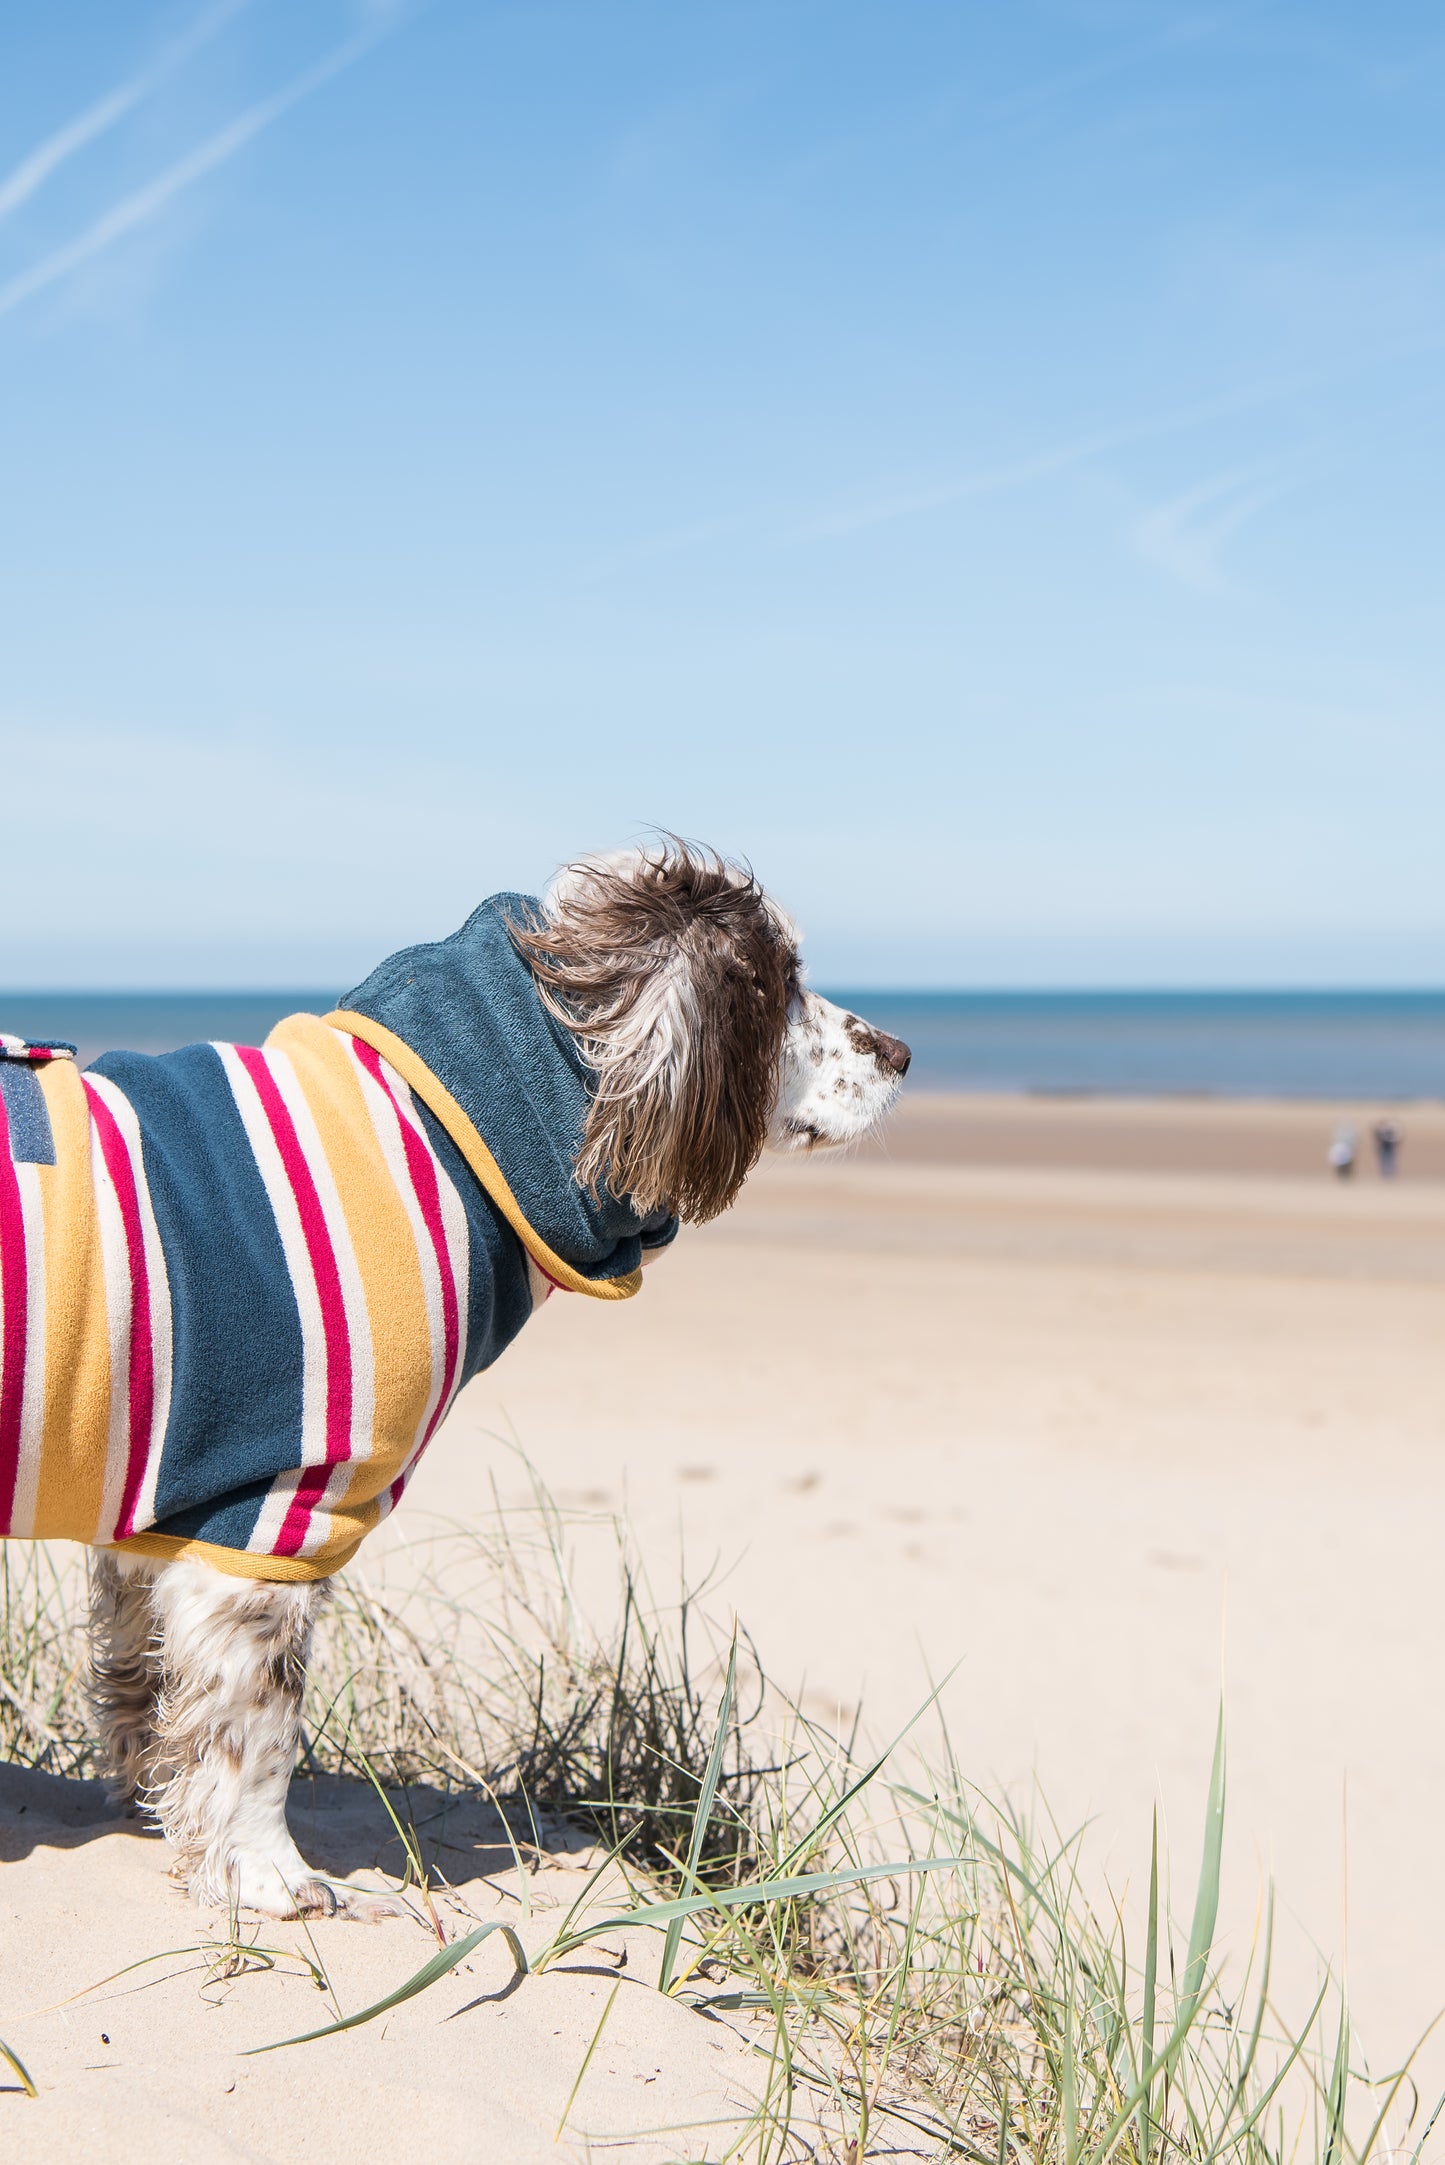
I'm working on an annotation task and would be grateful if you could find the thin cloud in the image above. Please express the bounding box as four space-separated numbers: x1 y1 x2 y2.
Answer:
1132 464 1292 596
0 0 250 226
786 318 1445 546
0 21 399 323
786 380 1295 543
579 379 1302 583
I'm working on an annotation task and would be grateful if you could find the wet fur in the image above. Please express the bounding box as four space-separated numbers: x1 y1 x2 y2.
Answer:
81 841 908 1918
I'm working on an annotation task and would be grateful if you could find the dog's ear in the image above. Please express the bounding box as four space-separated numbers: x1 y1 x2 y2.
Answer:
513 840 796 1223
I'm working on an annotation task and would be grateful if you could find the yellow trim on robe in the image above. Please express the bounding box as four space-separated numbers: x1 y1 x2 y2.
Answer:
326 1010 643 1301
105 1528 364 1580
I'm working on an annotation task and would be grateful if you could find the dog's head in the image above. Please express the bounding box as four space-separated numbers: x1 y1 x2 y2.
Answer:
512 840 909 1224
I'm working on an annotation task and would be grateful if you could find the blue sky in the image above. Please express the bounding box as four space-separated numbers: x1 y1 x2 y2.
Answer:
1 1 1442 988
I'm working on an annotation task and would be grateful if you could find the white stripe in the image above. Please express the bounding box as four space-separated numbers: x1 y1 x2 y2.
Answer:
261 1050 374 1558
6 1164 49 1538
217 1045 375 1559
216 1045 330 1555
87 1087 134 1544
84 1072 173 1536
433 1101 471 1377
403 1063 471 1398
243 1462 316 1553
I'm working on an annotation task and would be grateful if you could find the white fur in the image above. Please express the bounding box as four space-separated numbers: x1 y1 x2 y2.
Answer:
769 988 905 1153
80 850 906 1919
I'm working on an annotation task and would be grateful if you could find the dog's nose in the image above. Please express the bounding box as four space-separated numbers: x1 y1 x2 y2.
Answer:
876 1031 911 1076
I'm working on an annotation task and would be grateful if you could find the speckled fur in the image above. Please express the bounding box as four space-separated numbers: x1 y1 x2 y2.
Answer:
88 1552 163 1803
768 988 907 1152
87 1556 402 1919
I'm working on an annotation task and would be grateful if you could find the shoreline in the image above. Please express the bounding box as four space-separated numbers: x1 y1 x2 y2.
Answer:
853 1088 1445 1178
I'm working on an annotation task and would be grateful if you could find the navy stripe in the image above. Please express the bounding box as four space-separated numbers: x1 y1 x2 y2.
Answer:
87 1044 306 1543
0 1064 55 1165
155 1470 285 1556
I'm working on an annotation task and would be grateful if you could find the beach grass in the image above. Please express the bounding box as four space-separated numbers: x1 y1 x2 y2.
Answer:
0 1487 1436 2160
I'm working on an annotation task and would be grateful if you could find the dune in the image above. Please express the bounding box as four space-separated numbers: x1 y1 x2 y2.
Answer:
4 1090 1445 2154
0 1764 822 2161
429 1093 1445 2101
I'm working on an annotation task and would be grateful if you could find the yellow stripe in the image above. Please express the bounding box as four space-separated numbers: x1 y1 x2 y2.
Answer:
107 1530 352 1581
267 1015 433 1552
32 1062 112 1542
325 1010 642 1301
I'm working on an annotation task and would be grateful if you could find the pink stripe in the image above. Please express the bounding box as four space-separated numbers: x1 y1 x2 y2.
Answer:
236 1048 352 1557
84 1082 156 1542
352 1041 462 1504
0 1091 29 1533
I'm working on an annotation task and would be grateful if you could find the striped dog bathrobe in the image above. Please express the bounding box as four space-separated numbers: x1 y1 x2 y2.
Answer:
0 897 677 1580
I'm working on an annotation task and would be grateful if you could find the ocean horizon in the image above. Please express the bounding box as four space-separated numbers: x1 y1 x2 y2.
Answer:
2 988 1443 1100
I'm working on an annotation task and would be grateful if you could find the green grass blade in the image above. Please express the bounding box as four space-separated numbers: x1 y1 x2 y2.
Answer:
1138 1806 1159 2165
775 1668 958 1879
1072 1988 1224 2165
0 2034 37 2098
896 1784 1084 1938
660 1636 737 1995
1409 2087 1445 2165
242 1921 528 2054
1236 1882 1275 2093
555 1978 621 2140
1323 1995 1350 2165
24 1940 325 2015
1211 1978 1331 2155
1180 1701 1226 2029
1061 1979 1079 2165
541 1853 970 1963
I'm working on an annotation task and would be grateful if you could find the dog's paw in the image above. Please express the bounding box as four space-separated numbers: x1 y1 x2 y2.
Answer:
202 1849 410 1922
287 1877 413 1924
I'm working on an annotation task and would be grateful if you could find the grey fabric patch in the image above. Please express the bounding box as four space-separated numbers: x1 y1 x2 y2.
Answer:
0 1061 56 1165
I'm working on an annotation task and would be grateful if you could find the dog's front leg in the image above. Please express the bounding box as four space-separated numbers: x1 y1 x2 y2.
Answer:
145 1559 402 1921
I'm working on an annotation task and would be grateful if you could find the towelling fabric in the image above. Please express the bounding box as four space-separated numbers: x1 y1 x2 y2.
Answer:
0 897 678 1582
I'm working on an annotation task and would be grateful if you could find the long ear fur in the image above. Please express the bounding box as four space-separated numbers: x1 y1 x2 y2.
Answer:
511 840 796 1223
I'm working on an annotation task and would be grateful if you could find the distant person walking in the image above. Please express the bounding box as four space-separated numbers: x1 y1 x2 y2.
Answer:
1372 1117 1402 1178
1328 1122 1357 1179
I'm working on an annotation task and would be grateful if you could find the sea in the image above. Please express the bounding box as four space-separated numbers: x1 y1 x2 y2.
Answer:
3 989 1443 1100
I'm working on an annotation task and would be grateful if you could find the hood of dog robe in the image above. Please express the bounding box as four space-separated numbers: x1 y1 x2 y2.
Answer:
0 896 677 1582
331 893 680 1290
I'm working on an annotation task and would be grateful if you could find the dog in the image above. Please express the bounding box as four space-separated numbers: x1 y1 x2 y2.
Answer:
0 841 909 1918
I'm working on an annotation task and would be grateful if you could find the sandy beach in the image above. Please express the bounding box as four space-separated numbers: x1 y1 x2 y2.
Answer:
7 0 1438 2150
5 1090 1445 2155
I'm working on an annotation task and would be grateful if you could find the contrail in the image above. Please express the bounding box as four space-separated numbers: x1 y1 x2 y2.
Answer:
787 392 1288 542
785 343 1416 544
1133 465 1293 597
0 23 393 323
0 0 251 226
